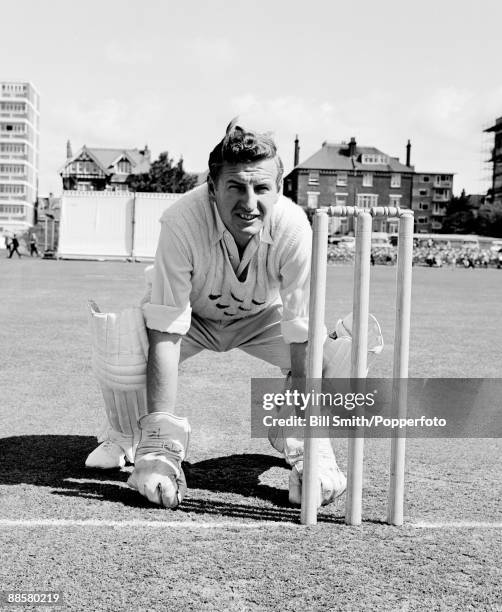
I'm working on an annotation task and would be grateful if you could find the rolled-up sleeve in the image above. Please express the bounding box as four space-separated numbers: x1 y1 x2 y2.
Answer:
142 221 193 334
279 222 312 344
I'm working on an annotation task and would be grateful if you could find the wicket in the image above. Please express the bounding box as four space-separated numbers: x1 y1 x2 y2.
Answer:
300 206 414 526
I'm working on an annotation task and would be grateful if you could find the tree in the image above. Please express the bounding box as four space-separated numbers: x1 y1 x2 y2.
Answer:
129 152 197 193
441 190 476 234
476 201 502 238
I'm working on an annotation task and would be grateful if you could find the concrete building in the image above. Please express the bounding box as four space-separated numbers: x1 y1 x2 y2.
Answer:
484 116 502 207
411 172 454 233
0 81 40 234
283 137 414 235
60 143 151 192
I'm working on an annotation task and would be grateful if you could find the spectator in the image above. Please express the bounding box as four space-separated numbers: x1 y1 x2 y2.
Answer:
29 233 39 257
4 235 11 257
8 235 21 259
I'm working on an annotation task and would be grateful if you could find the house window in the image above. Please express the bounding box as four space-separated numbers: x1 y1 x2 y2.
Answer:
419 202 429 210
417 216 428 224
422 176 430 182
336 172 348 187
390 174 401 188
335 193 348 206
389 195 402 207
387 221 398 234
117 160 132 174
419 189 428 196
362 173 373 187
357 194 378 208
307 192 319 209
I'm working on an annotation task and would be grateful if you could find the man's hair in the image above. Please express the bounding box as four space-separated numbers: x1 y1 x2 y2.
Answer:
208 118 284 187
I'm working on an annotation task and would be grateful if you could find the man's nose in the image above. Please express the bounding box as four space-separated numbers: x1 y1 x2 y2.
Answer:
241 186 257 210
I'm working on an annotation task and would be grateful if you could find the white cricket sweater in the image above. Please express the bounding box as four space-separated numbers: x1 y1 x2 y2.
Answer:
143 183 312 344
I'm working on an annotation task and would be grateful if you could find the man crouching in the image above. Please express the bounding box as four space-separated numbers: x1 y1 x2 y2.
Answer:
87 117 372 508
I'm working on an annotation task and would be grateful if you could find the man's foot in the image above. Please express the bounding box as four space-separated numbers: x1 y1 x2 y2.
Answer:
127 412 190 508
85 431 136 469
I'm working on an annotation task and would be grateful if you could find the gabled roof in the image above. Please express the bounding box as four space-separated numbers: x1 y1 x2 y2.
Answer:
296 142 413 173
85 147 150 174
60 146 150 175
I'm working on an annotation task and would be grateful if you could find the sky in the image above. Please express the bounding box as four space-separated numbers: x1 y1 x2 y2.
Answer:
2 0 502 196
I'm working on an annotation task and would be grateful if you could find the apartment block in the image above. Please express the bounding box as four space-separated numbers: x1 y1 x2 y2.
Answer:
411 172 454 233
0 81 40 234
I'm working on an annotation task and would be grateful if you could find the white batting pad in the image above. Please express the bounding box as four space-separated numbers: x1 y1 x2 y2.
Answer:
88 300 149 437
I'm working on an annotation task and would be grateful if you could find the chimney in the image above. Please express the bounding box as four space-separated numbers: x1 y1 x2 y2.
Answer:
141 144 151 162
66 140 73 160
406 140 411 166
294 135 300 167
348 136 357 157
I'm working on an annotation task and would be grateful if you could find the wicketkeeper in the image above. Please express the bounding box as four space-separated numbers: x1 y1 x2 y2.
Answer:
86 118 382 508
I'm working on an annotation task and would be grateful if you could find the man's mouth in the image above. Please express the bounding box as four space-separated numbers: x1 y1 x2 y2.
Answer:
236 212 260 221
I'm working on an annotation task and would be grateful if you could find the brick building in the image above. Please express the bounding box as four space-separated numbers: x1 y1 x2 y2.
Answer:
283 137 414 235
60 142 151 192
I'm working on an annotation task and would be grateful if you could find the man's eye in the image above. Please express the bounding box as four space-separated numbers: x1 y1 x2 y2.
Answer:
256 186 270 193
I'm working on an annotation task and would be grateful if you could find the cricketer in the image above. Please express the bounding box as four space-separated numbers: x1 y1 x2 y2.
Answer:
86 117 382 508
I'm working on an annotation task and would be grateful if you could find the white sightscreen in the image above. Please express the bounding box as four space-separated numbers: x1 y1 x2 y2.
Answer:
59 193 132 258
133 193 180 258
58 192 180 259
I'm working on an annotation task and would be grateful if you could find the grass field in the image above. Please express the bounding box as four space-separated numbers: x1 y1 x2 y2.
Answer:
1 257 501 611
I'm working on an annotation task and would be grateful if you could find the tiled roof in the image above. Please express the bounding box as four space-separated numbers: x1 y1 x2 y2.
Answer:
296 142 412 173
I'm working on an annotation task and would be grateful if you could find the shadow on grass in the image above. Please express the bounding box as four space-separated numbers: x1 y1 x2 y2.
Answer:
0 435 346 523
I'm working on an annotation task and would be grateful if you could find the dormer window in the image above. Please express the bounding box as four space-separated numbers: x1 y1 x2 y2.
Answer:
362 154 389 165
116 159 132 174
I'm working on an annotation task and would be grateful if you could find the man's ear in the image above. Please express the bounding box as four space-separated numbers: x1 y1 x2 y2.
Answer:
207 175 216 199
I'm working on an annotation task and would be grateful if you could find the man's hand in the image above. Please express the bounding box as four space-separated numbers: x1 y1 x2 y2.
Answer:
128 452 187 508
127 412 191 508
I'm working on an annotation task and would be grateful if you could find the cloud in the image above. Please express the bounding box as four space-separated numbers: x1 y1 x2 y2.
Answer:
183 37 235 70
104 41 153 66
38 95 167 193
227 88 502 193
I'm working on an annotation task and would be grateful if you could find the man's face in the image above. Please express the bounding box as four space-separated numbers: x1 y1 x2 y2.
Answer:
210 158 281 249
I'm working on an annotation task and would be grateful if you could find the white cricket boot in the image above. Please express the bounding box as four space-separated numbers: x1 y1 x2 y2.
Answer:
85 429 137 469
127 412 191 508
